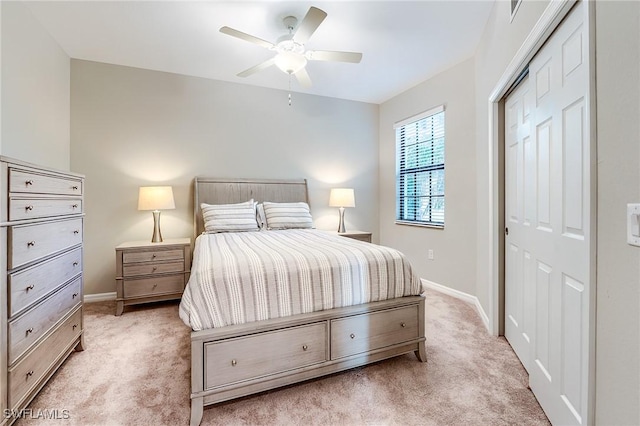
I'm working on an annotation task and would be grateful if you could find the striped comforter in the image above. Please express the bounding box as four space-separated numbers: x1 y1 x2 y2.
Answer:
179 229 423 331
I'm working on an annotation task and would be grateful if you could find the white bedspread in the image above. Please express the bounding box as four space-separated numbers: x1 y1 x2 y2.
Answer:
179 229 423 331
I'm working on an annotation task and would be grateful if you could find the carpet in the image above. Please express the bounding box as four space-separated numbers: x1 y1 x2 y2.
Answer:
16 289 549 425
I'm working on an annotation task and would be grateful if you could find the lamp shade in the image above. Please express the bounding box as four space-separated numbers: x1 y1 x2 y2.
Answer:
329 188 355 208
138 186 175 211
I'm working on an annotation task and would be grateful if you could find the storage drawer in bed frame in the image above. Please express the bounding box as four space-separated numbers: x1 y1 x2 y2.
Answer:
189 295 426 426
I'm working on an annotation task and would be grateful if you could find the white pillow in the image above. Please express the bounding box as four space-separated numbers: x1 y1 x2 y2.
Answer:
263 201 313 230
201 199 259 233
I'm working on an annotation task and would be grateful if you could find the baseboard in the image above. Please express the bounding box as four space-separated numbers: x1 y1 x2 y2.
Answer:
421 279 491 333
84 292 116 303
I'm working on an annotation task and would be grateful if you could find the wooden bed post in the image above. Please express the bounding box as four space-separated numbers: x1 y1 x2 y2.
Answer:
415 296 427 362
190 397 203 426
191 338 204 426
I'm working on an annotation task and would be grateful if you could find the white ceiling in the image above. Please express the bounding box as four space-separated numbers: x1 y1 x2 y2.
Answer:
26 1 495 104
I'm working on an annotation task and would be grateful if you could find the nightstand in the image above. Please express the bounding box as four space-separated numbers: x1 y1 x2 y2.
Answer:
115 238 191 316
337 230 372 243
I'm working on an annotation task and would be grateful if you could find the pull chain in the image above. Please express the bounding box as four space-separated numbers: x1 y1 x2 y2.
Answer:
288 74 292 107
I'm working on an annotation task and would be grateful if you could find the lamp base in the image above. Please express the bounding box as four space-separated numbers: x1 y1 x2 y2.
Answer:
151 210 163 243
337 207 346 233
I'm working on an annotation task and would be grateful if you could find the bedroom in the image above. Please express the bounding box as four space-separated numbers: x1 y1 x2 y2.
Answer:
0 0 638 425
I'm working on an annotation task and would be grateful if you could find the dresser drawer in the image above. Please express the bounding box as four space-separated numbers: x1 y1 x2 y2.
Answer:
9 307 82 410
123 274 185 298
330 305 419 360
9 218 83 269
9 278 82 364
123 248 184 264
123 260 184 277
9 247 82 317
205 322 327 390
9 169 83 196
9 197 82 221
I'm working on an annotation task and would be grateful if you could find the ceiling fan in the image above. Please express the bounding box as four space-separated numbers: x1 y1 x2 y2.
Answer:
220 6 363 88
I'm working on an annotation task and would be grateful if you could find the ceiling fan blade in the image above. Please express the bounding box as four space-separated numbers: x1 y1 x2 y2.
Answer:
306 50 363 63
293 7 327 44
295 68 313 88
220 26 274 50
237 57 276 78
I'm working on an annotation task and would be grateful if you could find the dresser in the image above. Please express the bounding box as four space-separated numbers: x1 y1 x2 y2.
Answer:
0 156 84 424
115 238 191 315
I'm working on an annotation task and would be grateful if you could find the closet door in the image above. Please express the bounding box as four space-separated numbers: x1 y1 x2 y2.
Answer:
504 73 533 372
505 2 592 424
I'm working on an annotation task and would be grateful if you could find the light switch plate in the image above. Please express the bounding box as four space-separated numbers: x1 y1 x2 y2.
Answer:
627 204 640 247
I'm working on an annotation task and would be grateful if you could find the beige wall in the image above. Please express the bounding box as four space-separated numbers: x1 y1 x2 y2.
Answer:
1 1 70 170
379 58 477 295
473 0 550 317
71 59 379 296
594 1 640 423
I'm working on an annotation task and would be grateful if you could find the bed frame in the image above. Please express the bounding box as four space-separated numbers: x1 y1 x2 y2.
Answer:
188 177 427 426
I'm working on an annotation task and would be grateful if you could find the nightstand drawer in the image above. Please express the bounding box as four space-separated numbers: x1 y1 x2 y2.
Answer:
123 274 185 298
123 260 184 277
123 248 184 264
9 247 83 317
9 198 82 221
9 168 83 196
9 277 82 364
9 218 83 269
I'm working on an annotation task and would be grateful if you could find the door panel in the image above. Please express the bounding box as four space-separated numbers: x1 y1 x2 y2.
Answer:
505 2 591 425
505 74 532 371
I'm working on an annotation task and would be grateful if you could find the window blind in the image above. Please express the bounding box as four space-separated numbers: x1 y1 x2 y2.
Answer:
395 106 445 226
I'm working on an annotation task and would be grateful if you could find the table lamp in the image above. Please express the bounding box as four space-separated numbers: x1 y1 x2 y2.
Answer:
138 186 175 243
329 188 355 233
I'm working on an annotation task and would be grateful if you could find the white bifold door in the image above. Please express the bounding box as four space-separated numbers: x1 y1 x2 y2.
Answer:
504 1 592 425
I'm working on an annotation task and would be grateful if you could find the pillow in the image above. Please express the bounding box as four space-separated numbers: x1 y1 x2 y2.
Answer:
256 203 267 230
201 199 259 233
263 201 313 230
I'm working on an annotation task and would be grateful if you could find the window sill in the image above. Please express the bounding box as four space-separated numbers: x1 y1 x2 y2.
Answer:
395 220 444 230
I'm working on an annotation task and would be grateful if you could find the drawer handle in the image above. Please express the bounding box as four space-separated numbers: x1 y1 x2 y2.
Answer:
72 324 78 330
25 285 34 292
25 205 34 211
350 333 356 339
231 359 237 367
72 204 79 209
401 322 406 328
26 328 34 335
152 284 158 290
152 254 157 258
152 267 158 272
27 241 36 247
302 345 308 351
72 185 79 190
73 230 80 235
72 293 79 299
25 180 34 186
26 370 34 378
73 262 79 267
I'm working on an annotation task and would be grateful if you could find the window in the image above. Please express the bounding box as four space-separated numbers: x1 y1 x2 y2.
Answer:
395 105 445 227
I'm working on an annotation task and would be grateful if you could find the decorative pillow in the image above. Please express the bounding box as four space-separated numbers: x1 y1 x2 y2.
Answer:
201 200 259 233
263 201 314 230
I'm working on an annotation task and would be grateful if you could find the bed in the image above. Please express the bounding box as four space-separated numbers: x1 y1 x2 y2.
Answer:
181 177 427 426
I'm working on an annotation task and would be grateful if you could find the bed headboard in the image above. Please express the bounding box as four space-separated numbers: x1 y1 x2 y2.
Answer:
193 177 309 238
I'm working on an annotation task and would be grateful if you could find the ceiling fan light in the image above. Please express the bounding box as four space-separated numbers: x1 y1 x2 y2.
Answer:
274 52 307 74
